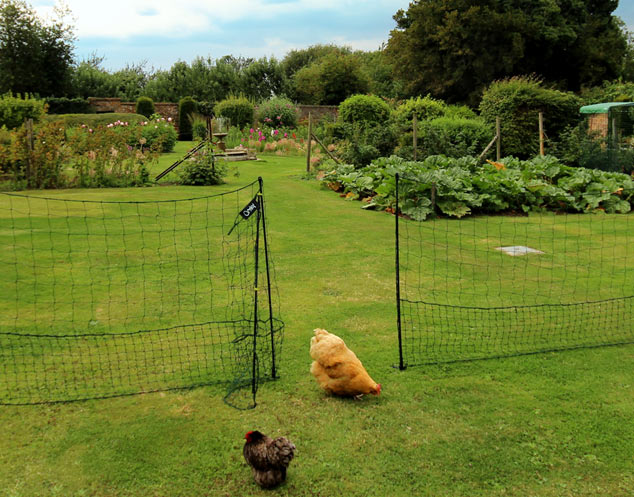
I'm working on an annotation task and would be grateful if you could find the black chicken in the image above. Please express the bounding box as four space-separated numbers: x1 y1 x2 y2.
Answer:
243 430 296 488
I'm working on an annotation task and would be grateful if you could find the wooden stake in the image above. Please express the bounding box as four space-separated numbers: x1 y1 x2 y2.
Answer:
539 112 545 156
306 112 312 172
26 118 34 184
413 114 418 161
496 117 501 161
311 132 340 164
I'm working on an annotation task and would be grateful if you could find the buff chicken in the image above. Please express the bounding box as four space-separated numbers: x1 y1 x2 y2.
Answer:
243 430 296 488
309 328 381 397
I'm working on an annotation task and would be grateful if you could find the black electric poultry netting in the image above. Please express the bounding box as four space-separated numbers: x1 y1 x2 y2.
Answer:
0 178 283 409
395 174 634 367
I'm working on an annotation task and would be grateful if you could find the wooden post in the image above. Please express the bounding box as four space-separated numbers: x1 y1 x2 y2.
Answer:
413 114 418 161
306 112 312 172
496 117 501 161
539 112 545 156
25 118 34 185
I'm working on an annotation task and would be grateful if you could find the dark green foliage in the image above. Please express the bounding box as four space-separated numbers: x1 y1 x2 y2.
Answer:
479 77 582 158
43 113 147 128
394 95 447 122
0 93 46 129
178 96 198 140
356 49 404 99
580 80 634 105
135 97 155 118
282 44 350 79
197 101 215 117
397 117 493 159
44 97 93 115
550 122 634 174
0 0 75 97
240 57 287 101
338 94 391 125
335 122 398 167
179 150 226 185
293 52 370 105
321 155 634 220
144 56 244 103
256 97 299 128
385 0 628 104
214 96 254 130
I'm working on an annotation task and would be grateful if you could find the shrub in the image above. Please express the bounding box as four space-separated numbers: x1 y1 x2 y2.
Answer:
1 120 69 189
394 95 447 122
580 80 634 105
178 97 198 140
336 122 398 167
479 76 582 159
197 101 215 117
256 97 299 128
189 113 209 141
45 97 93 115
0 93 46 129
397 117 493 159
338 94 391 125
135 96 155 118
138 114 178 152
550 123 634 174
179 148 227 185
44 113 147 128
66 124 155 188
214 96 254 130
444 105 478 120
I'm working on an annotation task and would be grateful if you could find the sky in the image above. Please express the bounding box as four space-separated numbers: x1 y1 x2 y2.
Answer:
31 0 634 72
31 0 411 70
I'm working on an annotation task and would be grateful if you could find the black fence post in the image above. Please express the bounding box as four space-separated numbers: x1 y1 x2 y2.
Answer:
395 174 405 370
257 177 278 380
251 184 262 407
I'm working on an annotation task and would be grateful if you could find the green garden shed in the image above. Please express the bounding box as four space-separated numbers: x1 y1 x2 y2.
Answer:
580 102 634 171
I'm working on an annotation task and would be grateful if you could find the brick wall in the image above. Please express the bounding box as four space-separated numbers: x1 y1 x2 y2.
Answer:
87 98 180 130
587 113 608 137
87 98 336 129
297 105 338 122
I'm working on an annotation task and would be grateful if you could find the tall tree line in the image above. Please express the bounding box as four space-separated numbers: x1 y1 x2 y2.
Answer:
1 0 633 106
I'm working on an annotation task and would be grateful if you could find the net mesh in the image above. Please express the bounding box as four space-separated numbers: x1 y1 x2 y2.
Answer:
396 176 634 366
0 180 283 408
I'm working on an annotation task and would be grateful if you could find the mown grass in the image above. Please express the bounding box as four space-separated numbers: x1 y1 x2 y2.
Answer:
1 152 633 496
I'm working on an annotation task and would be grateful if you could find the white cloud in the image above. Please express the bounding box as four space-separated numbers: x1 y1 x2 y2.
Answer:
33 0 401 39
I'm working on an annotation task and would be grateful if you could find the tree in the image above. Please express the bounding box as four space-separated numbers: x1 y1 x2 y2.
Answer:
70 55 118 98
282 44 350 80
0 0 75 96
293 52 369 105
356 46 404 99
385 0 628 105
241 57 287 101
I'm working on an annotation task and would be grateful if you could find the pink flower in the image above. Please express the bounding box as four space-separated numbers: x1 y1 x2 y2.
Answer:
284 132 288 138
167 117 172 122
250 128 254 134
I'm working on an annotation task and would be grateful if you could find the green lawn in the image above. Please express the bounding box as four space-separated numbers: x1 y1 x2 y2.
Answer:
1 151 633 496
